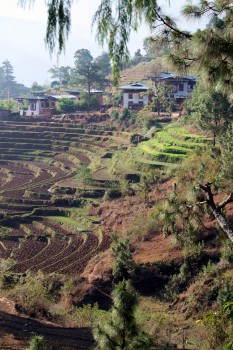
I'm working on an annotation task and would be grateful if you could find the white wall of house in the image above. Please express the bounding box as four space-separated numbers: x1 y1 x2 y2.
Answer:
19 99 56 116
19 100 41 116
123 92 148 108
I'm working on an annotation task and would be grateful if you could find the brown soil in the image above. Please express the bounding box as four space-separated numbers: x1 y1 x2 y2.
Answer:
94 180 172 234
0 298 94 350
0 177 232 348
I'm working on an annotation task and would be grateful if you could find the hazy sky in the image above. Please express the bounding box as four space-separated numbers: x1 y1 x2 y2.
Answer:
0 0 205 88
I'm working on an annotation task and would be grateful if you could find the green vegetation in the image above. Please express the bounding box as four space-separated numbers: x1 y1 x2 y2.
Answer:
93 281 153 350
0 0 232 348
28 335 47 350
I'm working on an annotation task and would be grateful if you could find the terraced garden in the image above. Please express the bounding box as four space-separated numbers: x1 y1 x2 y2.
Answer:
134 125 211 170
0 116 211 276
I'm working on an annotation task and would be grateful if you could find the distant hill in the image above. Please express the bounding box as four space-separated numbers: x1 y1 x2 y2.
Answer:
118 58 169 86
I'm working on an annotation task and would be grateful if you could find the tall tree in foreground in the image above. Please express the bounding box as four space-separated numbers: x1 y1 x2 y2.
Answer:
93 281 153 350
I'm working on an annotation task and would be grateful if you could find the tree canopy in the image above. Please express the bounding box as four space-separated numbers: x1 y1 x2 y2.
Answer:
185 83 233 145
19 0 233 89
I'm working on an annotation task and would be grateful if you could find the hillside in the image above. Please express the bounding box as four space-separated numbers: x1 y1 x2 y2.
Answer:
0 112 232 349
113 58 169 86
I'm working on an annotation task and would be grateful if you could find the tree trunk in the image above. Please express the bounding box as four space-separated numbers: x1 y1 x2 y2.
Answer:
88 81 91 111
199 183 233 243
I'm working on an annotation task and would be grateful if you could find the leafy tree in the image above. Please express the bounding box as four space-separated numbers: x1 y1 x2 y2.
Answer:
71 49 102 110
75 164 93 191
137 175 152 205
149 85 174 116
0 98 18 111
56 97 78 113
111 234 135 282
93 280 153 350
94 52 112 86
48 65 71 86
185 83 233 146
31 81 45 91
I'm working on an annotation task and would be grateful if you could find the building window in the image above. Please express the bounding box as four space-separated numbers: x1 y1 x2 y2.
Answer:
30 103 36 111
188 84 194 91
179 83 184 91
128 93 133 99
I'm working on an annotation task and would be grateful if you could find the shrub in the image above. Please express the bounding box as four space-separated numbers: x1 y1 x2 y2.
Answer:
108 107 119 120
28 335 47 350
104 188 122 200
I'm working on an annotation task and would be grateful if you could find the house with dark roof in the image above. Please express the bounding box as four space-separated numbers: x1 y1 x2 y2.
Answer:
151 72 197 102
15 92 76 116
119 82 149 109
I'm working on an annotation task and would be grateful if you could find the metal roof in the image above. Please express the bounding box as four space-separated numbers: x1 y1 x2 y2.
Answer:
119 82 149 90
65 90 83 93
47 95 76 99
151 72 196 81
15 96 48 100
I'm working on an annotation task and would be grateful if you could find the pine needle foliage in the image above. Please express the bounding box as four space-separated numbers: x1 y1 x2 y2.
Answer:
19 0 233 89
111 235 136 282
28 335 47 350
93 281 154 350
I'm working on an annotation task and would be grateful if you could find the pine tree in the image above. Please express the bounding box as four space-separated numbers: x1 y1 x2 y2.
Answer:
112 236 135 282
93 281 153 350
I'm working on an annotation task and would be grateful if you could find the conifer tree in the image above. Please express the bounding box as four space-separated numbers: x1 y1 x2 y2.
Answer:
112 236 136 282
93 280 153 350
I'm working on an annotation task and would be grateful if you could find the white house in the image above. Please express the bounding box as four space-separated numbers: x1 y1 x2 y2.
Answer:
15 92 76 116
151 72 197 101
119 82 149 109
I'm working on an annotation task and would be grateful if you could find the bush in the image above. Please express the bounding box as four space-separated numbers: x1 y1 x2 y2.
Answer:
119 107 132 120
29 335 47 350
108 107 119 119
104 188 122 200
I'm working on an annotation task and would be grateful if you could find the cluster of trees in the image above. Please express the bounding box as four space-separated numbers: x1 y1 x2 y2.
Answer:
0 60 29 101
49 50 111 89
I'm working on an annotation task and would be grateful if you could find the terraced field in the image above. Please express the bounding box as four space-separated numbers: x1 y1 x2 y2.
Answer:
0 117 211 276
0 117 126 275
134 126 211 169
0 119 129 213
